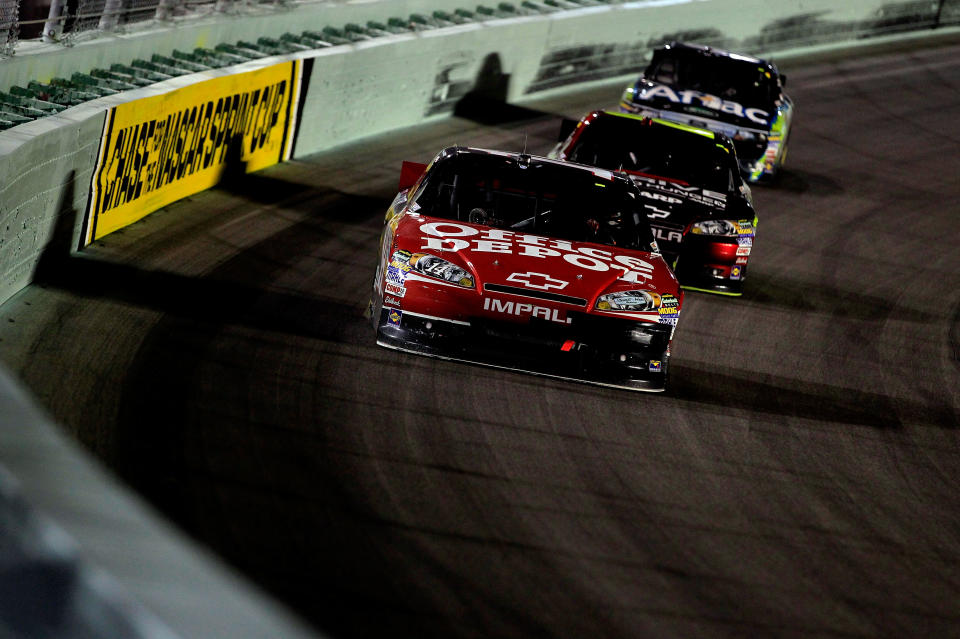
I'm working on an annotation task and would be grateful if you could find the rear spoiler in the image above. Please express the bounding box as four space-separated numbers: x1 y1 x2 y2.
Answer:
398 161 427 192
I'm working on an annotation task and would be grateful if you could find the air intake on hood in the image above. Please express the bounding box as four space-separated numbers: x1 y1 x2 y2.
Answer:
484 284 588 307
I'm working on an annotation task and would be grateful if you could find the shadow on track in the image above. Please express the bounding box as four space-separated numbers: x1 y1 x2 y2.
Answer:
762 167 845 196
35 206 371 343
736 271 938 323
667 363 910 429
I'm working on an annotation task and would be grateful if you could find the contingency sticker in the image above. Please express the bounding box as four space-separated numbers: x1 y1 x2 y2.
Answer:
657 294 680 326
385 282 406 298
387 309 402 327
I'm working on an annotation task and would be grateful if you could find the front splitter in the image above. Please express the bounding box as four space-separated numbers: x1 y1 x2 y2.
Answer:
375 310 669 393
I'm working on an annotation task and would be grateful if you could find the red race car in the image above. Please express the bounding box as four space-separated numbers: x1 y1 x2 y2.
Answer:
370 147 684 391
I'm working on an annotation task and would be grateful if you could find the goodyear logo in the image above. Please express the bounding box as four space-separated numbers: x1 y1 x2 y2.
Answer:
85 61 303 244
649 360 662 372
730 265 742 280
387 309 402 327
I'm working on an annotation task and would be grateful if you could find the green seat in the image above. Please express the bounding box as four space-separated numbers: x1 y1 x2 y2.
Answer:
342 23 373 41
112 63 171 83
91 68 153 87
153 53 210 73
0 90 64 114
24 82 91 107
261 36 310 52
300 30 339 47
73 71 136 92
522 1 558 13
235 41 273 56
214 43 265 60
195 47 245 66
405 14 438 29
51 76 116 97
132 58 188 77
435 10 472 24
0 110 32 125
316 27 352 46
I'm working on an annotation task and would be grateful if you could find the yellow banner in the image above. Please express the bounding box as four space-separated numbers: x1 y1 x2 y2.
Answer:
86 60 302 244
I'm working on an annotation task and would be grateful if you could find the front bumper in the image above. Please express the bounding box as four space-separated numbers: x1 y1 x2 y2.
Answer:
375 307 674 392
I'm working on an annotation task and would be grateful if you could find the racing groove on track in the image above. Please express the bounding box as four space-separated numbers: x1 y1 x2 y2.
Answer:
2 43 960 638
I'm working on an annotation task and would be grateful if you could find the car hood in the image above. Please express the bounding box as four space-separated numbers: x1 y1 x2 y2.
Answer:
393 214 680 305
628 171 728 219
628 80 773 132
624 172 729 252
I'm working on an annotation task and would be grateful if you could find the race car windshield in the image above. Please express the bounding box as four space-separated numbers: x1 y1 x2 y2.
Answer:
413 154 657 251
567 116 735 193
645 48 778 106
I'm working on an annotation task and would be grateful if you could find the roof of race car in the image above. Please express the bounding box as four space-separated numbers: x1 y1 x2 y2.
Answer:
658 41 780 75
596 109 718 139
564 110 739 193
577 110 738 154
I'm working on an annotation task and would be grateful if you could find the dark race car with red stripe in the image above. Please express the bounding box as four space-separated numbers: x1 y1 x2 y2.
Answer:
550 109 757 296
370 146 684 392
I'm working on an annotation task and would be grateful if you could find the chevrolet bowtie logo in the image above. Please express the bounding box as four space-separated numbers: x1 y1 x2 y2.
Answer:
506 272 568 291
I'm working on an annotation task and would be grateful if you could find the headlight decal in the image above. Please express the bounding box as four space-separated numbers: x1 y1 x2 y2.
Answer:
596 291 680 326
690 219 737 236
596 290 658 312
396 251 475 288
691 218 757 239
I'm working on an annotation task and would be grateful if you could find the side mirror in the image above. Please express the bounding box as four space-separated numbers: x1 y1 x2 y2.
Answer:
398 161 427 192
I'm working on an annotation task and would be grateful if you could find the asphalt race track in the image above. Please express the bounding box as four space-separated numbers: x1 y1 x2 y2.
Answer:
2 42 959 638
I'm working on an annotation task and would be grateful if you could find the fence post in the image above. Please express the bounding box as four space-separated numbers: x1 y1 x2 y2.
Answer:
42 0 66 42
98 0 124 30
156 0 180 21
1 0 19 54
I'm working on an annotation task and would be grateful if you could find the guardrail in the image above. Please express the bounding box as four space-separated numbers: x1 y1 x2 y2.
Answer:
6 0 328 51
1 0 960 636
